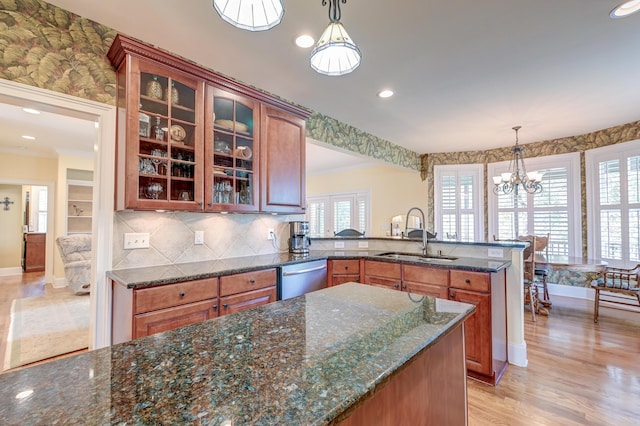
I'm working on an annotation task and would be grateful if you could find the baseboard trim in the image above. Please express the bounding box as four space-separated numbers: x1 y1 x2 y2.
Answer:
0 267 23 277
508 341 527 367
52 277 68 289
548 283 595 301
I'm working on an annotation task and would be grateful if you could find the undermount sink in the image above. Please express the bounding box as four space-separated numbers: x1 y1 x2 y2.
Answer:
375 252 458 262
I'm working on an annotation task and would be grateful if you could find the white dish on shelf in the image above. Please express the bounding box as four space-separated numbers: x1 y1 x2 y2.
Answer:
214 119 249 133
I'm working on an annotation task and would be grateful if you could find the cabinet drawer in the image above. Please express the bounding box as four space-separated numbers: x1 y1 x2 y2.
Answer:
332 259 360 275
449 270 490 293
364 261 401 279
402 264 449 286
134 278 218 314
220 286 276 316
134 299 218 339
332 274 360 286
220 268 277 297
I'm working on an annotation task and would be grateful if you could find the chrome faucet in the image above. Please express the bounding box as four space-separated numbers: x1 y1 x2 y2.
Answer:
404 207 428 256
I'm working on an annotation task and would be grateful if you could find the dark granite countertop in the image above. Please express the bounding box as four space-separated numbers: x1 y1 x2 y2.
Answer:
108 251 510 289
0 283 474 425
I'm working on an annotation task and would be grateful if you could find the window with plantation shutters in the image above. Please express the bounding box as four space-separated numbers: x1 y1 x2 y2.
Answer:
586 139 640 267
488 152 581 257
306 190 370 236
434 165 484 242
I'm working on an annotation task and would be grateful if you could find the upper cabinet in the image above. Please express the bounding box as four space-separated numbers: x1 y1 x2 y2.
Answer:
260 105 306 214
108 34 310 213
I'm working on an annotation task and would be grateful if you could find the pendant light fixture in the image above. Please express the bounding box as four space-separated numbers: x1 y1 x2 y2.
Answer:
310 0 361 76
213 0 284 31
492 126 544 195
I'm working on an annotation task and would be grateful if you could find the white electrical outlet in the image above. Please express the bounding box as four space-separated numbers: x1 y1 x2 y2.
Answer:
267 228 275 240
124 233 150 249
194 230 204 245
334 241 345 249
488 248 504 258
358 241 369 248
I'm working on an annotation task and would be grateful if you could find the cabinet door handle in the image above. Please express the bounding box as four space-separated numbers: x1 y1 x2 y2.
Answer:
213 305 218 310
401 285 407 290
449 293 455 299
208 202 213 207
394 284 400 289
198 202 203 206
249 279 255 284
465 279 471 284
179 292 185 297
223 303 228 308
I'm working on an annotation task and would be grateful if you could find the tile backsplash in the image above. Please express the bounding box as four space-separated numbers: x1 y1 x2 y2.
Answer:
112 211 303 270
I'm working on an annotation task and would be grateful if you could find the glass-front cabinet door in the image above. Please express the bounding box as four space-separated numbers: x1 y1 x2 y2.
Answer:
125 59 203 210
205 86 259 212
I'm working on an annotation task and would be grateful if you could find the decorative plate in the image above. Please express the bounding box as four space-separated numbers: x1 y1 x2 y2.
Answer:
170 125 186 142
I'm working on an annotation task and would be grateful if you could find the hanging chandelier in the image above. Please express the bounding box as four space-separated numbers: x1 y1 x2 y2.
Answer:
310 0 361 76
492 126 544 195
212 0 284 31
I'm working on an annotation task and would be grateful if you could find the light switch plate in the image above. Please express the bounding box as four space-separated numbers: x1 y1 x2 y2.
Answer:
124 233 149 249
194 230 204 245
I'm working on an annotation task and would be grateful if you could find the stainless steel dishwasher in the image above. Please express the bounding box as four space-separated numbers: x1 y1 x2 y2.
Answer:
279 259 328 300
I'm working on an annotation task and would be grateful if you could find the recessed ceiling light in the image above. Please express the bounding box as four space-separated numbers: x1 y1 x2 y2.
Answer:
22 107 40 115
610 0 640 18
378 89 394 99
295 34 315 48
21 135 36 140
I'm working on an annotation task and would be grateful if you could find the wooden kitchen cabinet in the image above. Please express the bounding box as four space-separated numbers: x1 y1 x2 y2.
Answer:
449 269 507 385
205 86 260 212
219 269 277 316
108 34 310 214
109 37 204 211
260 105 306 214
328 259 361 286
22 233 45 272
363 260 402 290
112 277 219 343
402 264 449 298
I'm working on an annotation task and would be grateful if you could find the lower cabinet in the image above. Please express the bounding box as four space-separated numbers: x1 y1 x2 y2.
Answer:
328 259 361 286
361 259 507 386
111 268 277 344
362 260 402 290
219 269 277 315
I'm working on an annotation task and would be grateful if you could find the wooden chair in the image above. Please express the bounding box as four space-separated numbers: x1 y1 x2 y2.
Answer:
522 237 541 321
592 264 640 323
518 234 551 308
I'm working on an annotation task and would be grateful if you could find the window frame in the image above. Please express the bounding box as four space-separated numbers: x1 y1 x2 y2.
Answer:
434 164 485 242
306 189 371 237
487 152 582 257
586 139 640 267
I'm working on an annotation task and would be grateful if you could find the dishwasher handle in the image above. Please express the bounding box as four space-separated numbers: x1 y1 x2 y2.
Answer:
282 265 327 276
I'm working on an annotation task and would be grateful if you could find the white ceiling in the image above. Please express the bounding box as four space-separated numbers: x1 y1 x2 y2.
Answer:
8 1 640 167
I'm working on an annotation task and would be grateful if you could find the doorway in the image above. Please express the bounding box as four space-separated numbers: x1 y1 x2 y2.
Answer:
0 79 116 351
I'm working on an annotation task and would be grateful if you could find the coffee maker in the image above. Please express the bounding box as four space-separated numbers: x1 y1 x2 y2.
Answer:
289 221 311 255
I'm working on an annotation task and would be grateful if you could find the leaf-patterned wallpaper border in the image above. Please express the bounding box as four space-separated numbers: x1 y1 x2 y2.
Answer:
0 0 421 170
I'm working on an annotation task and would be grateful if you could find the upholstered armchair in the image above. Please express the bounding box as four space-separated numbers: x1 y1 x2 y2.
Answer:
56 234 92 294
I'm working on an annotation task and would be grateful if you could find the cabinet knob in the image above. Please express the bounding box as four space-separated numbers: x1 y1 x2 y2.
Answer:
179 292 185 297
449 293 455 299
213 305 218 310
394 284 400 289
198 202 203 206
465 279 471 284
249 279 255 284
208 203 213 207
223 303 228 308
344 266 349 270
402 285 407 290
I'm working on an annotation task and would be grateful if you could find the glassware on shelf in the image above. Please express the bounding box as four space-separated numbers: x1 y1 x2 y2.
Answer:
146 75 163 100
139 110 150 138
151 117 165 141
144 182 164 199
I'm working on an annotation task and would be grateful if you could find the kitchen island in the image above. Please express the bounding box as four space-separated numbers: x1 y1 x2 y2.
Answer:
0 283 474 425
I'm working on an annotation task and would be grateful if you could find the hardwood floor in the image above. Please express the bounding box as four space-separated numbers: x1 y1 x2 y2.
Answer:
0 272 84 372
468 296 640 426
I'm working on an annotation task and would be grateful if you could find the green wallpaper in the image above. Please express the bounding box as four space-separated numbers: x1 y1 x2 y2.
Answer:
0 0 419 170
